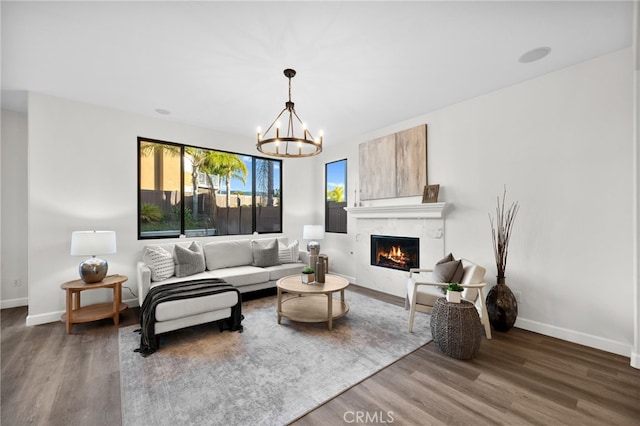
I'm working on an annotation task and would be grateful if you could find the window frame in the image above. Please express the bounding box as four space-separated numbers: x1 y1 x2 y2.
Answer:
325 158 348 234
137 137 282 240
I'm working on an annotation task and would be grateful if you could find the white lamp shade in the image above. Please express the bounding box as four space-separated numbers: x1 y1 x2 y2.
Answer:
70 231 117 256
303 225 325 240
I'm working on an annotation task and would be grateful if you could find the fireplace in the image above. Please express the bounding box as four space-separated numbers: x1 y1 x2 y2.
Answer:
370 235 419 272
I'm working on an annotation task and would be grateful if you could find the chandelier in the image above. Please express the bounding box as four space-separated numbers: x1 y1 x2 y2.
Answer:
257 68 323 158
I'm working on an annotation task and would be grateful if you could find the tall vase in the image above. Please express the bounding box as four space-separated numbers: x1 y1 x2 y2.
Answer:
486 276 518 332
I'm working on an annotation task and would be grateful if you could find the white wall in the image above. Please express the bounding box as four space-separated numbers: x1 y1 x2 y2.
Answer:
324 48 635 358
1 109 29 308
8 48 635 360
23 93 315 325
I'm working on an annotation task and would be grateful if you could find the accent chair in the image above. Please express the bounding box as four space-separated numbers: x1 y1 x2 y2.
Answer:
406 259 492 339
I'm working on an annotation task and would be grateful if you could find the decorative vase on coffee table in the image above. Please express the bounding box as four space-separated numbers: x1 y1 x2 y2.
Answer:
486 276 518 332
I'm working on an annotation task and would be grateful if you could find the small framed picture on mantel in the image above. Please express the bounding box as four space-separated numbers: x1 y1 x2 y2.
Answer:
422 184 440 203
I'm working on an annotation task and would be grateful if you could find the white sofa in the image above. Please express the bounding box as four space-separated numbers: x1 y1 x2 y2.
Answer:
136 236 308 335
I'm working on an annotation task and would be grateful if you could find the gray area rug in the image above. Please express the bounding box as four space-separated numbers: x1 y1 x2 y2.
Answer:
119 290 431 426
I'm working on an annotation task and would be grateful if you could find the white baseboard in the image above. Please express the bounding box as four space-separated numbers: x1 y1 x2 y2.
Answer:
631 351 640 369
0 297 28 309
25 297 140 326
26 310 65 326
515 317 632 359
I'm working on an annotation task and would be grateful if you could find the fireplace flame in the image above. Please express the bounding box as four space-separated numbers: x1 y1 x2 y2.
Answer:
377 245 409 267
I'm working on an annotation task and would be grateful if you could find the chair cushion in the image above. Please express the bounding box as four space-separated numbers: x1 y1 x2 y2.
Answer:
173 241 206 278
460 264 486 285
414 284 443 307
460 264 487 301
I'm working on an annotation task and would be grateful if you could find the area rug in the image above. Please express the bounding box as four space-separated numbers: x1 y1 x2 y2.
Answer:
119 290 431 426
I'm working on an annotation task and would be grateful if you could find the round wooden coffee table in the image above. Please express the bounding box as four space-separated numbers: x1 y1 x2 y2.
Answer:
276 274 349 330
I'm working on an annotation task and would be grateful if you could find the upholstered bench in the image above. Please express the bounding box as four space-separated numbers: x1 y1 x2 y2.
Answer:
136 279 243 356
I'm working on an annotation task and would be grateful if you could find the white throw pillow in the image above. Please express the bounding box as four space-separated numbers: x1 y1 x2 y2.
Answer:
143 246 175 282
278 239 299 263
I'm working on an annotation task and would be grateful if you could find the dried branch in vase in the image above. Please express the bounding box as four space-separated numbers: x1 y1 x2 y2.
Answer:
489 187 519 279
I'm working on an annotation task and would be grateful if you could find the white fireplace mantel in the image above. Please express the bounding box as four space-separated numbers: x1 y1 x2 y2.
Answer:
346 202 448 298
344 202 447 219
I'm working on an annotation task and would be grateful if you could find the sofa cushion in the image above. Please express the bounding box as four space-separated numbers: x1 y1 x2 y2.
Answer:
149 271 212 289
142 246 175 282
174 241 206 278
432 253 464 283
251 239 281 267
278 239 299 263
203 240 253 270
265 262 306 281
206 266 270 287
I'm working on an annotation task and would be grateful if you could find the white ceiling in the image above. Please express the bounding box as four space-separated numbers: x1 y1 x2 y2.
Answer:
1 1 633 147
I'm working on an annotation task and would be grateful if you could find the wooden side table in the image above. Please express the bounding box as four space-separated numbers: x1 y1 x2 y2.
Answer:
60 274 128 334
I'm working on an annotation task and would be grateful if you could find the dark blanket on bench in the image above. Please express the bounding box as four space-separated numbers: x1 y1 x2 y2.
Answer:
135 278 243 356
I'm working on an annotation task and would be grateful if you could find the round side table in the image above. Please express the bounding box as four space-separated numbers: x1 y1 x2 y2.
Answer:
430 297 482 359
60 274 128 334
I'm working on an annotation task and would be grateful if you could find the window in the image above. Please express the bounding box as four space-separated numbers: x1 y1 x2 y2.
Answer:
138 137 281 239
325 159 347 233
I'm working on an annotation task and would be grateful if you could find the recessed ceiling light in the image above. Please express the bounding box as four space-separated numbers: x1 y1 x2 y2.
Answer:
155 108 170 115
519 47 551 63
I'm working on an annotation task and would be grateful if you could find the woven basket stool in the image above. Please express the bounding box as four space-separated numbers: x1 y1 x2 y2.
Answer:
430 297 482 359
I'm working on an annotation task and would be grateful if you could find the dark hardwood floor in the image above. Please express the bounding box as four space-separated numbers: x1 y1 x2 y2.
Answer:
2 286 639 425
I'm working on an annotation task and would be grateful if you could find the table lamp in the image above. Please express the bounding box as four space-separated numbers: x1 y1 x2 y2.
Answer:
70 230 117 283
303 225 324 267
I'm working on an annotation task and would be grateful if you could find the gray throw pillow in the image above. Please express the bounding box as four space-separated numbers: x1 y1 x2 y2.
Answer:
174 242 206 278
251 239 281 267
432 253 464 283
